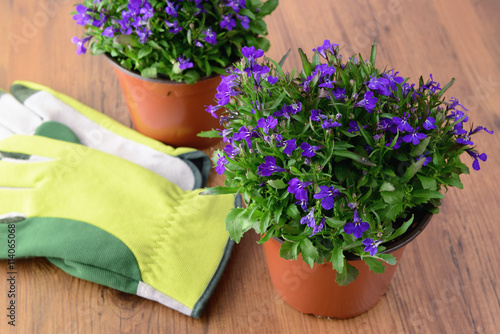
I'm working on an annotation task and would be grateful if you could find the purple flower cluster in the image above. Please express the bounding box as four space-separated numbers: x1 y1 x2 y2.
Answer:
219 0 249 31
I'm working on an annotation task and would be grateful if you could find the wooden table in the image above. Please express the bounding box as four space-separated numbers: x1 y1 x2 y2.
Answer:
1 0 499 333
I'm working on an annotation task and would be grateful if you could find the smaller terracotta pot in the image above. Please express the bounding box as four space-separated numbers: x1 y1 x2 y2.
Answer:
263 212 432 318
106 56 222 149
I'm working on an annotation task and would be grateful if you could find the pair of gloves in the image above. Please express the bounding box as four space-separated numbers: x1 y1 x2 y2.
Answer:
0 82 235 318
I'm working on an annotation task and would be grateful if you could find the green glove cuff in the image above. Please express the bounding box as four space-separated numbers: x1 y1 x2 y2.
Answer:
5 82 211 189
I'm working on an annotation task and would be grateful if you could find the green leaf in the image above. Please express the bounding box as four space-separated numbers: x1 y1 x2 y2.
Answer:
439 175 464 189
376 253 397 265
400 157 425 183
364 257 386 273
417 175 437 190
259 0 279 15
267 179 287 189
140 67 157 78
201 186 239 195
386 215 414 241
437 78 455 98
225 208 246 243
370 40 377 65
285 204 301 220
357 121 375 147
335 261 359 286
298 48 312 76
333 150 377 167
380 181 395 192
279 241 299 260
380 203 404 222
410 136 431 157
197 129 221 138
278 49 291 67
183 70 201 84
325 218 346 228
411 189 445 203
259 210 272 233
330 248 345 274
380 190 404 204
257 225 275 245
138 45 152 59
300 238 319 267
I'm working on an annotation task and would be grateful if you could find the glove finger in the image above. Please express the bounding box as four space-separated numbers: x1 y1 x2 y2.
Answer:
0 92 42 134
11 82 199 190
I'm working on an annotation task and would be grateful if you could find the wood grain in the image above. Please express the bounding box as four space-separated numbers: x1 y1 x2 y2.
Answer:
1 0 499 333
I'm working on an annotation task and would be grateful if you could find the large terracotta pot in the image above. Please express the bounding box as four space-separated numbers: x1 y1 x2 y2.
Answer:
262 212 433 318
106 56 222 149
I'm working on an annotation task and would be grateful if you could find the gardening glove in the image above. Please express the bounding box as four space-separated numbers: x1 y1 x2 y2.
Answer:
0 134 237 318
0 82 211 190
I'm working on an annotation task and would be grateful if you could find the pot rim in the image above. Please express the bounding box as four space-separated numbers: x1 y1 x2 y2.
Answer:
103 53 225 84
271 210 433 261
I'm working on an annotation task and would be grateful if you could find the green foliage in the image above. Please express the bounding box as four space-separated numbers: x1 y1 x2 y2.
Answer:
72 0 278 82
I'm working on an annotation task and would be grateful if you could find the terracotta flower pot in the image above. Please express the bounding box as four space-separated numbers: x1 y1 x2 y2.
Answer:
106 56 222 149
262 212 433 318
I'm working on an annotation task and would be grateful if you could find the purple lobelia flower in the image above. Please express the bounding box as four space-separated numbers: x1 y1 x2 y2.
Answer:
202 27 217 45
242 46 264 65
257 116 278 134
237 14 250 29
224 144 240 158
470 125 494 135
347 120 360 133
287 178 312 201
92 13 107 28
283 139 297 155
232 126 254 149
225 0 246 12
300 142 321 158
178 56 193 70
422 74 441 93
165 0 178 17
310 109 326 122
215 75 239 106
363 238 382 256
367 76 392 96
344 210 370 238
321 119 342 129
403 127 427 145
466 150 488 171
102 26 116 37
165 20 182 34
215 153 228 175
71 36 91 55
205 104 220 118
332 87 346 101
382 70 405 92
422 116 437 130
392 113 414 133
266 75 278 84
300 208 316 228
310 217 325 236
313 40 339 58
257 156 286 177
220 14 237 30
273 103 301 119
313 186 340 210
73 5 92 26
354 91 378 112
